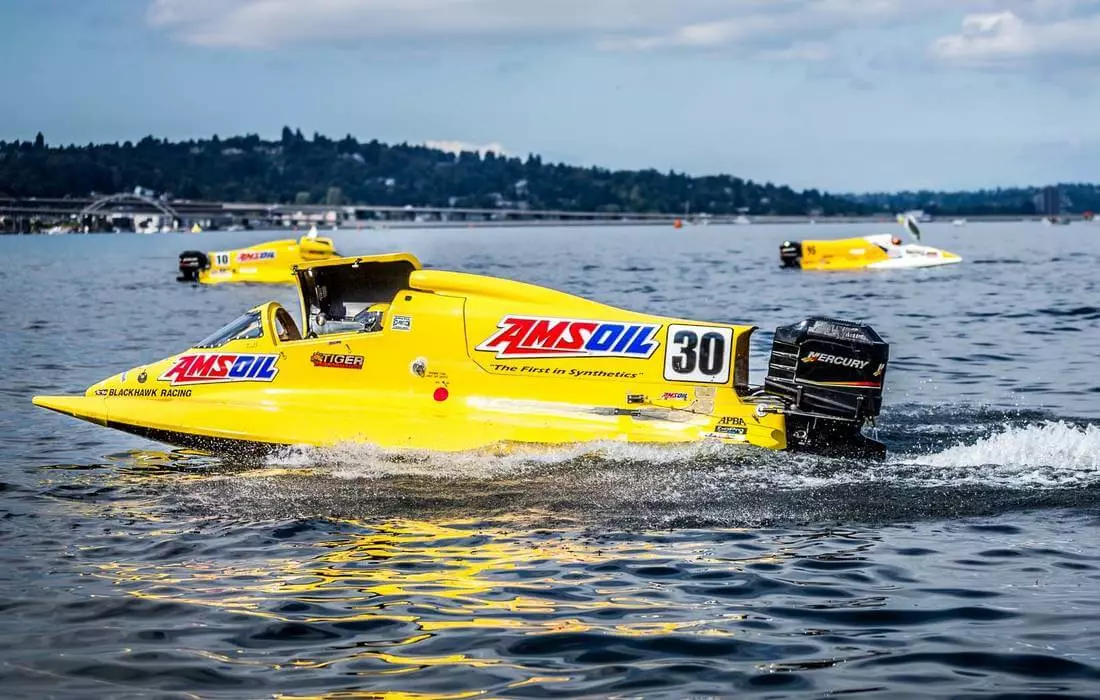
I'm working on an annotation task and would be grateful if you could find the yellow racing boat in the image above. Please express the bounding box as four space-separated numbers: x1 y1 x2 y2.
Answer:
780 217 961 271
177 233 338 284
36 253 892 458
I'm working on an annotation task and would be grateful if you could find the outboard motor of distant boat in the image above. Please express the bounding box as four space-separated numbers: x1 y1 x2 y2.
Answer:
177 250 210 282
779 241 802 268
763 317 889 458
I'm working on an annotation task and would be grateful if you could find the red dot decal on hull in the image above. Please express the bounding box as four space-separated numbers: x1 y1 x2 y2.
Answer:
433 387 449 402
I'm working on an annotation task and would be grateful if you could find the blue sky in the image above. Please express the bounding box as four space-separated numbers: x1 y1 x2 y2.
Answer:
2 0 1099 192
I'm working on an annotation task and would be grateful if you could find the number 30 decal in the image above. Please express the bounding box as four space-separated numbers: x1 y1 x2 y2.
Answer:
663 324 733 384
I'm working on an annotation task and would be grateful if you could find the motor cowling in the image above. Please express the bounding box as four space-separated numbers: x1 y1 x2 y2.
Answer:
763 317 889 458
177 250 209 282
779 240 802 268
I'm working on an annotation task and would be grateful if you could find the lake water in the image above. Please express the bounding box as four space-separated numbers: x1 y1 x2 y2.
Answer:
2 222 1099 697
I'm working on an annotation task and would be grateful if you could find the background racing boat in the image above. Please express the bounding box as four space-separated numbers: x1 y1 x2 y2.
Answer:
780 216 961 271
177 231 338 284
37 252 892 459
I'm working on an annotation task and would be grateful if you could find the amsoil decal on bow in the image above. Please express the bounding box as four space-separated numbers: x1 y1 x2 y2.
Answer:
477 316 660 359
237 250 276 263
159 353 280 385
311 352 364 370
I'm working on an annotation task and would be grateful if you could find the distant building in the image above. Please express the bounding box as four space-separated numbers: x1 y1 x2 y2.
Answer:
1038 185 1062 217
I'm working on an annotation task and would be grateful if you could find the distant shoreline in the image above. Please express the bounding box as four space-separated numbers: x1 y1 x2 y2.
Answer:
320 215 1082 229
6 132 1095 233
4 213 1088 235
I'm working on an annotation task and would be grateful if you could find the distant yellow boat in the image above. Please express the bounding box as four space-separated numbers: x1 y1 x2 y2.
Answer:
780 216 961 271
177 234 339 284
190 223 202 233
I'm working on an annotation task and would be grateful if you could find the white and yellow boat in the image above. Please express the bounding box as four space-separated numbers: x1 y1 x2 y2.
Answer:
780 217 962 271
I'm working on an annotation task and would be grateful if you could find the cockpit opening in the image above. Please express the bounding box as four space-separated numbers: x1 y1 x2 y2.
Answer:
296 258 416 337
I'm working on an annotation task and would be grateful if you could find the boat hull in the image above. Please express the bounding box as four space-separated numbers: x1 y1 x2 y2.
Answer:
38 257 890 459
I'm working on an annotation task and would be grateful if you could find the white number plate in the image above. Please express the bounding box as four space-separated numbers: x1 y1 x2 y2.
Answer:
663 324 733 384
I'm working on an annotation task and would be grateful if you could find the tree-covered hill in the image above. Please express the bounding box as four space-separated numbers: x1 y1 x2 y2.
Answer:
847 184 1100 217
1 130 1095 217
0 129 860 216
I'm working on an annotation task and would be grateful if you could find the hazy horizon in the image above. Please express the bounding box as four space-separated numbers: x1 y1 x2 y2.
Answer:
3 0 1098 193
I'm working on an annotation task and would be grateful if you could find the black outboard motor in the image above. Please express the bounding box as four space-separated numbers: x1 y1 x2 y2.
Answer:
177 250 210 282
764 317 889 459
779 240 802 268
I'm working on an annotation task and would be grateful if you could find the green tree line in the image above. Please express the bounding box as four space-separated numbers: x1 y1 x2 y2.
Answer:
848 185 1100 217
1 130 1096 216
0 129 858 216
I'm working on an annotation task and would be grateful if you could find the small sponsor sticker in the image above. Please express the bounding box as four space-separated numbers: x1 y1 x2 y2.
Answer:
801 352 869 370
237 250 276 263
661 392 689 401
703 430 747 441
713 424 746 436
311 352 365 370
391 315 412 331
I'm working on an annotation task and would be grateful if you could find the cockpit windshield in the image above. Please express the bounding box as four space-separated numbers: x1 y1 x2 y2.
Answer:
194 311 264 348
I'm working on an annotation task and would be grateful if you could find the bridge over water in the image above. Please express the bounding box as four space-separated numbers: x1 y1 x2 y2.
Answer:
3 193 1044 232
0 193 711 230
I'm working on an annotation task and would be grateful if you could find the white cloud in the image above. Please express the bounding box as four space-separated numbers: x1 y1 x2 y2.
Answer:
931 9 1100 67
146 0 1100 71
424 140 506 157
146 0 736 48
146 0 939 52
599 0 914 53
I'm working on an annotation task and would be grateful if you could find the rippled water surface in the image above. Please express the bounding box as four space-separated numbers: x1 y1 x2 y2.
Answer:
2 222 1099 697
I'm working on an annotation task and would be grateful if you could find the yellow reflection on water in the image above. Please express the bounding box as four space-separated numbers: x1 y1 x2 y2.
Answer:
277 691 488 700
94 517 791 652
73 457 820 692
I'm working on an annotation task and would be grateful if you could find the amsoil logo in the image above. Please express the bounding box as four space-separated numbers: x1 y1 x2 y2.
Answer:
159 353 279 385
801 352 869 370
477 316 660 359
237 251 276 263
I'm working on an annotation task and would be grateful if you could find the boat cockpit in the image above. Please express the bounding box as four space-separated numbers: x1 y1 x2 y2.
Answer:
293 254 421 338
